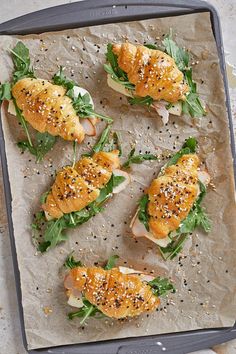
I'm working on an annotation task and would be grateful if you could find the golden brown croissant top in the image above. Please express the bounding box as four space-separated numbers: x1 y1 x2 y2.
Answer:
42 150 120 219
147 154 199 239
112 43 189 103
12 78 87 142
64 266 160 318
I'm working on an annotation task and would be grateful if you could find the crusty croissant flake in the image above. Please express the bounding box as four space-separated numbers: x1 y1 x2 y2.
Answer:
12 78 93 142
64 266 160 318
112 42 189 103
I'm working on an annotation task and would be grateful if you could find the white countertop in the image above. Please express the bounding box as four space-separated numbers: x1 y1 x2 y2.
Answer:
0 1 235 353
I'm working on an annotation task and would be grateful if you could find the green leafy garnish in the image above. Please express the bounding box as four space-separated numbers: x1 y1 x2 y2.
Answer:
159 234 188 260
0 82 12 104
123 147 157 169
104 255 119 270
138 195 149 231
182 68 206 118
162 33 189 72
52 66 76 91
53 66 113 123
40 190 50 204
35 173 125 252
68 298 105 323
92 124 111 153
162 32 206 118
113 132 122 156
69 92 113 123
64 253 83 269
14 99 56 161
128 95 153 106
166 136 197 167
10 41 35 83
148 277 175 297
17 131 56 163
144 44 158 50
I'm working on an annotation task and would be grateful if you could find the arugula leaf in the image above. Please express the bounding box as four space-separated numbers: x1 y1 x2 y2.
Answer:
68 92 113 123
166 137 197 167
162 34 189 72
182 69 206 118
40 190 50 204
52 66 76 90
159 234 188 260
112 175 125 187
162 33 206 118
18 132 56 162
104 255 119 270
72 140 77 168
10 41 35 83
68 298 105 323
113 132 122 156
54 67 113 123
14 99 33 146
182 136 197 152
64 253 83 269
39 217 68 252
138 194 149 231
0 82 12 104
123 147 157 169
14 98 56 161
128 95 153 106
92 125 111 153
144 44 158 50
148 277 175 297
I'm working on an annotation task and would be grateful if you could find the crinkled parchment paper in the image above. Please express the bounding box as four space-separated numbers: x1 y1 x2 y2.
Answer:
0 12 236 350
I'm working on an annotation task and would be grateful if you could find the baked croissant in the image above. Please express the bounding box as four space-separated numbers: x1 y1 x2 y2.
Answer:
64 266 160 318
42 150 129 219
131 154 210 247
12 78 95 142
112 43 189 103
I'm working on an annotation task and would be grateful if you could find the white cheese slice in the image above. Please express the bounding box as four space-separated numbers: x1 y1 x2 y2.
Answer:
107 74 133 97
68 294 84 308
167 101 182 116
198 170 211 186
8 100 16 116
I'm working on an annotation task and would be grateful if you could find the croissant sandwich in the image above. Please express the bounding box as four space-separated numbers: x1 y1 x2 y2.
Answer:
33 133 130 252
130 138 211 260
42 149 129 219
1 41 112 161
104 37 206 123
64 256 175 321
11 78 96 142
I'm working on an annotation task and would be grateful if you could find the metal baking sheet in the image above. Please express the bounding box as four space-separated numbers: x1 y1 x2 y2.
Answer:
0 1 235 353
